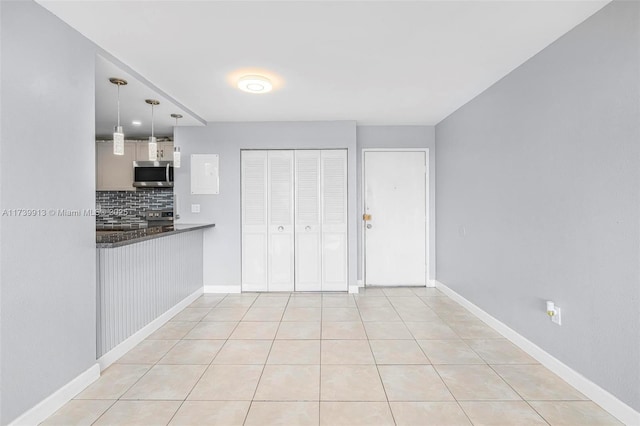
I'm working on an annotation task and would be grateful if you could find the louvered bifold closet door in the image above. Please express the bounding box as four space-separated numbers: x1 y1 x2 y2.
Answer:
267 150 295 291
321 150 348 291
295 150 322 291
241 151 269 291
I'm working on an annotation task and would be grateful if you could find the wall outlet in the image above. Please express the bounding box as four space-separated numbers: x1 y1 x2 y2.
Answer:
552 307 562 325
191 204 200 213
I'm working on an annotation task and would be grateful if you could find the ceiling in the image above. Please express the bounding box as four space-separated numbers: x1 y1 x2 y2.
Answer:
95 56 204 138
40 0 609 126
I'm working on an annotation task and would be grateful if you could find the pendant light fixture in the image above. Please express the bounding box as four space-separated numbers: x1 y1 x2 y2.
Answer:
170 113 183 168
145 99 160 161
109 77 128 155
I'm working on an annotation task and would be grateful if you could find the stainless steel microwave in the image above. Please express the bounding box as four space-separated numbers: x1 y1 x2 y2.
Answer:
133 161 174 187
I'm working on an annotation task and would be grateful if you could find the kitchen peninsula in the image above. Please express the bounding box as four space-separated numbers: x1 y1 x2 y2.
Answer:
96 222 215 367
96 223 214 248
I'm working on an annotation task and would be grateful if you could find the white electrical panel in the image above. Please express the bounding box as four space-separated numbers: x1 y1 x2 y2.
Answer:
191 154 220 194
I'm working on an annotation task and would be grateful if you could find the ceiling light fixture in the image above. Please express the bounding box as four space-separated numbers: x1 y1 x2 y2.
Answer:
109 77 127 155
237 75 272 94
145 99 160 161
171 113 182 168
131 120 142 126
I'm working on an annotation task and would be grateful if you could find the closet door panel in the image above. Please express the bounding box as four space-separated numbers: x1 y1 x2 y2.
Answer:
295 150 322 291
269 233 294 290
321 150 348 291
242 233 267 291
321 233 347 290
242 149 347 293
241 151 268 292
267 150 295 291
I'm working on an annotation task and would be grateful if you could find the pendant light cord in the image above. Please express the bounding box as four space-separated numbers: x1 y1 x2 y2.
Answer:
151 104 155 138
116 83 121 128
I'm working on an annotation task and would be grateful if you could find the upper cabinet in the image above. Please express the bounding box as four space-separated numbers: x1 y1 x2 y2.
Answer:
158 141 174 161
134 141 173 161
96 141 173 191
96 141 136 191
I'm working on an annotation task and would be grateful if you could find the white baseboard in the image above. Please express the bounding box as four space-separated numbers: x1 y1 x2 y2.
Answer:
435 280 640 426
97 288 203 371
427 279 436 288
204 285 241 294
349 284 360 294
9 363 100 426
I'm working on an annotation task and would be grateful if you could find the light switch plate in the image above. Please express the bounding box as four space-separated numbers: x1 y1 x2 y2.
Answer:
191 204 200 213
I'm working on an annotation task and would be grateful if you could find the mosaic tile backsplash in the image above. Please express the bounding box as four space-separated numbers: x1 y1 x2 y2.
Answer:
96 188 173 228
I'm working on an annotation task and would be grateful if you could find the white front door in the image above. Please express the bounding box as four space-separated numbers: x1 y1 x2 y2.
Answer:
364 151 427 286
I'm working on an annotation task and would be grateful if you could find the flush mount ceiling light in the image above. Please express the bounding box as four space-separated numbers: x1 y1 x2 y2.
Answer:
109 77 127 155
237 75 272 94
131 120 142 126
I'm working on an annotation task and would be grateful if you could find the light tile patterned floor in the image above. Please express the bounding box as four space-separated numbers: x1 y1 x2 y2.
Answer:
42 287 622 425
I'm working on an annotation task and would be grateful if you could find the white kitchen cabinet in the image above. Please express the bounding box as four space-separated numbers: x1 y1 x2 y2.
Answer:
135 141 148 161
158 142 174 160
96 141 136 191
134 141 173 161
242 149 347 292
97 140 174 191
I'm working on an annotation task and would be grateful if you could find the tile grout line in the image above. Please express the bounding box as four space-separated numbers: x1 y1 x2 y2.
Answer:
355 291 398 426
65 288 600 425
412 289 545 425
162 294 229 425
387 289 452 426
241 293 291 426
90 293 230 425
86 400 118 426
484 363 553 426
403 288 476 426
319 294 324 426
413 289 549 425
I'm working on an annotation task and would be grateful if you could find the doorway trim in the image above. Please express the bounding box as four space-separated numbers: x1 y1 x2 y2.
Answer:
361 148 430 288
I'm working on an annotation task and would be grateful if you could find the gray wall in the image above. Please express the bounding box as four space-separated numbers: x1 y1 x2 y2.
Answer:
356 126 436 282
436 0 639 412
1 1 97 423
174 121 357 288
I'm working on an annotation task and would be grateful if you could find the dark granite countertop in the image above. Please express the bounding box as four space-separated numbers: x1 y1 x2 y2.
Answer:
96 223 215 248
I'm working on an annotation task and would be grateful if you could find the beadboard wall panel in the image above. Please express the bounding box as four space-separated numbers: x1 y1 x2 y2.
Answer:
96 231 203 357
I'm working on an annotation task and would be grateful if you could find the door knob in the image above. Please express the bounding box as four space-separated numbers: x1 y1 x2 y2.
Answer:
278 226 284 232
305 226 311 231
366 224 372 229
